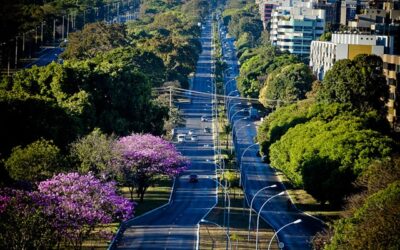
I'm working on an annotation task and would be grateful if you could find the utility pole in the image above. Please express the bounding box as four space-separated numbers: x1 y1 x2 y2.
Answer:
41 21 44 43
22 33 25 53
15 36 18 68
169 87 172 109
62 16 65 40
53 19 56 44
66 15 69 37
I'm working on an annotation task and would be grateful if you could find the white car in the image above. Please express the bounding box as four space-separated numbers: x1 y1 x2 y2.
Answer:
188 129 194 135
177 134 186 143
190 135 198 142
201 116 208 122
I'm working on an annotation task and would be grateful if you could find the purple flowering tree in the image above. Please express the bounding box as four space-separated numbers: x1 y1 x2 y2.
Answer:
115 133 189 201
38 172 134 249
0 189 59 250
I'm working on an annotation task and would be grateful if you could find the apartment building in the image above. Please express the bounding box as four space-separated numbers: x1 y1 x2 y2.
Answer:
270 7 325 59
310 33 392 79
382 54 400 129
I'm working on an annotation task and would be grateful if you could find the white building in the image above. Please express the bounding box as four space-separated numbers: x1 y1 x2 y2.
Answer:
270 7 325 59
310 33 392 79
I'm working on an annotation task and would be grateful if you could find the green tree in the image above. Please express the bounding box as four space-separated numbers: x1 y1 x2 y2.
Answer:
5 139 61 182
69 128 118 176
326 180 400 249
259 63 314 108
0 90 80 156
317 54 388 116
269 115 393 204
61 22 128 60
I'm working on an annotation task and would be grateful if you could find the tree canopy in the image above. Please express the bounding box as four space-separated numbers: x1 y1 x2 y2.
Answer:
259 63 314 107
269 115 393 204
114 133 189 201
317 54 388 117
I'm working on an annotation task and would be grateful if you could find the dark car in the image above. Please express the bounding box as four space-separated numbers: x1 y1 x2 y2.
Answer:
189 174 198 183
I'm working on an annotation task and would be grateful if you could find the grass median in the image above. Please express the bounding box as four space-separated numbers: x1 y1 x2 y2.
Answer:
199 187 279 250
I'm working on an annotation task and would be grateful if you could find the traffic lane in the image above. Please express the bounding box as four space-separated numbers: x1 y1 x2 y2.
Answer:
24 47 63 68
242 156 325 249
117 226 197 250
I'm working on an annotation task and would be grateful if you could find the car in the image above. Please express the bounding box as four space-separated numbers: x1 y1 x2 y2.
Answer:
190 135 198 142
177 134 186 143
204 127 211 133
201 116 208 122
188 129 194 135
189 174 198 183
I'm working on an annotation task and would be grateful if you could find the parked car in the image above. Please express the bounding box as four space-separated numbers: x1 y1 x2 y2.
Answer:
190 135 198 142
189 174 198 183
201 116 208 122
188 129 194 135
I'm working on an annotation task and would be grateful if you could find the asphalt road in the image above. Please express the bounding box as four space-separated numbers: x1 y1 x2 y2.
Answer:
23 47 64 68
218 20 326 250
114 17 218 250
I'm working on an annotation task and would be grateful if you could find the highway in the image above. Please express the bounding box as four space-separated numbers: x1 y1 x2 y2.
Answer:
114 17 218 249
218 18 326 250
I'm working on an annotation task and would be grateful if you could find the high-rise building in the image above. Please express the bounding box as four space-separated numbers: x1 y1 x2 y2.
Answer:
310 33 393 79
382 54 400 130
270 7 325 59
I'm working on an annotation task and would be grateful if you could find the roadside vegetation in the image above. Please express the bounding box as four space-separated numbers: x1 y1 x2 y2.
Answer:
221 0 399 248
199 188 279 249
0 0 212 248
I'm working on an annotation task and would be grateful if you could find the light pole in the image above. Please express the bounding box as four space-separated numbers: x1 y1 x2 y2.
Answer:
235 124 250 138
200 219 232 250
228 102 242 120
255 191 285 250
231 117 249 154
230 108 247 123
267 219 302 250
239 143 259 187
247 184 277 241
224 78 236 104
226 92 239 110
208 177 231 236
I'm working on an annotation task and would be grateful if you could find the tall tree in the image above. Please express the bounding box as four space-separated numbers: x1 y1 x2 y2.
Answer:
317 54 388 116
259 63 314 108
114 133 188 201
5 139 61 182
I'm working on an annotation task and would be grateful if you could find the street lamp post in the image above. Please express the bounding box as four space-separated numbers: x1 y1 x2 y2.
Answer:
228 102 242 120
231 117 249 154
224 78 236 105
208 177 231 235
226 90 239 107
239 143 259 187
255 191 285 250
200 219 232 250
247 185 277 241
234 124 251 145
230 108 247 123
267 219 302 250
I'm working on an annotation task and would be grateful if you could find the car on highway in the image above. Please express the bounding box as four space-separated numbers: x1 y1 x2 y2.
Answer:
189 174 198 183
204 127 211 133
177 134 186 143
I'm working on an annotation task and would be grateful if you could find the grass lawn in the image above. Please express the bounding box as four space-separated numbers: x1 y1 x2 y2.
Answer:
200 187 280 250
275 171 343 223
120 176 173 217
